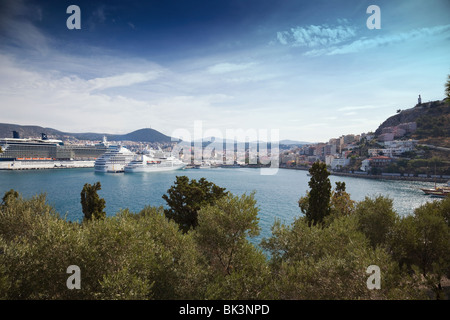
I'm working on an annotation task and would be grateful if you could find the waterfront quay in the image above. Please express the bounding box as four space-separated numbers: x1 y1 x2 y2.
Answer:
279 165 449 183
0 160 94 170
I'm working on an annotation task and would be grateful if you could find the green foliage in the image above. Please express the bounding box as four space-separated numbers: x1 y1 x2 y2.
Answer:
387 197 450 299
0 193 205 299
414 107 450 139
299 162 332 226
355 195 398 249
391 200 449 276
300 181 355 226
162 176 227 233
80 182 106 222
261 215 424 299
328 182 355 221
0 184 448 300
0 191 59 243
195 193 260 275
193 193 271 299
1 189 18 207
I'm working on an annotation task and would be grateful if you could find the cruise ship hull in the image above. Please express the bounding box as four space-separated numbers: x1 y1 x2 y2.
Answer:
124 154 186 173
124 163 186 173
94 164 128 173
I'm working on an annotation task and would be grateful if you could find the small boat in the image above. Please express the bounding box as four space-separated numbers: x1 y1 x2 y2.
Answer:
428 190 450 198
199 161 212 169
420 180 450 195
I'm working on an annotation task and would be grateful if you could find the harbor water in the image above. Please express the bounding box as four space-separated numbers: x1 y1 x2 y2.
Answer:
0 167 442 241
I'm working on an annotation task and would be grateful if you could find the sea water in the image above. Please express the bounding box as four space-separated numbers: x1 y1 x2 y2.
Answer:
0 167 440 241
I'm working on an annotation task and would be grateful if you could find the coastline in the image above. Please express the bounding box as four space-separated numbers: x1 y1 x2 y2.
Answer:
0 160 95 170
279 166 448 183
328 171 448 183
1 160 448 184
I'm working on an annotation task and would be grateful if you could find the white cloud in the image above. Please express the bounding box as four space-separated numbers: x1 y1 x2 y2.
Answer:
207 62 256 74
276 23 357 48
87 71 160 91
305 24 450 56
276 32 288 45
338 105 378 112
0 53 258 136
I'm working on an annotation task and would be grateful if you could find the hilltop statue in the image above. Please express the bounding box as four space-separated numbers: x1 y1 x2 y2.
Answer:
418 94 422 105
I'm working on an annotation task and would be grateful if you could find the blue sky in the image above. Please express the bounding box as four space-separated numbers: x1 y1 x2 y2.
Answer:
0 0 449 142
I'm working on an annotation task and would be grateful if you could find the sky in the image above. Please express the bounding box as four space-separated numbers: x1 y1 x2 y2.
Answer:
0 0 449 143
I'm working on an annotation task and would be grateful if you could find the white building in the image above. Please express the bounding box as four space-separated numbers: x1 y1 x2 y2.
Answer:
368 139 417 158
361 159 371 172
330 157 350 170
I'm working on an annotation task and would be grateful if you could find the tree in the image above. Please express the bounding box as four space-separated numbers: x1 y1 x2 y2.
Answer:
195 192 260 275
261 214 423 299
390 200 450 299
355 195 398 249
299 161 331 226
194 192 270 299
1 189 19 208
328 182 355 221
162 176 227 233
80 182 106 222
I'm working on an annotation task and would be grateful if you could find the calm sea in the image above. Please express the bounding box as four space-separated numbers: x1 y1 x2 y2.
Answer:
0 167 441 241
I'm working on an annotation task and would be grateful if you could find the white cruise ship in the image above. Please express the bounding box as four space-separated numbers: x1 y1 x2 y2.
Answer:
94 145 136 173
124 153 186 173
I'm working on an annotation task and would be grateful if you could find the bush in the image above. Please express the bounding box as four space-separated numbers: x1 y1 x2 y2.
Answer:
0 193 205 299
261 215 424 299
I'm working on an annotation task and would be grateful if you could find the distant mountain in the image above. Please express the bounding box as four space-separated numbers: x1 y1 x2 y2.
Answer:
279 139 311 145
193 137 311 145
0 123 174 143
0 123 66 140
109 128 174 143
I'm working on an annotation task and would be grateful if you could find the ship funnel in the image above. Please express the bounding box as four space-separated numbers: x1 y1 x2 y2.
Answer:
12 131 20 139
41 133 48 140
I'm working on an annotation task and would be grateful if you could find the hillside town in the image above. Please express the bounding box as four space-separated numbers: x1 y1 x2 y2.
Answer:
278 97 450 181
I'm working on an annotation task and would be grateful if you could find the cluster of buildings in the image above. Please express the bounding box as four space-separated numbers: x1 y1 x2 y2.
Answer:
378 122 417 142
280 126 420 173
280 134 361 170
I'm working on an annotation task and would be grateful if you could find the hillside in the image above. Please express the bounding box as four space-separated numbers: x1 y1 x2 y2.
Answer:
375 99 450 147
364 98 450 176
0 123 174 143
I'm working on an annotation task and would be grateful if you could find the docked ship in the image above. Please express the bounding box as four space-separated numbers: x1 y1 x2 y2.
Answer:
94 145 136 173
124 150 186 173
0 131 109 170
420 181 450 198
